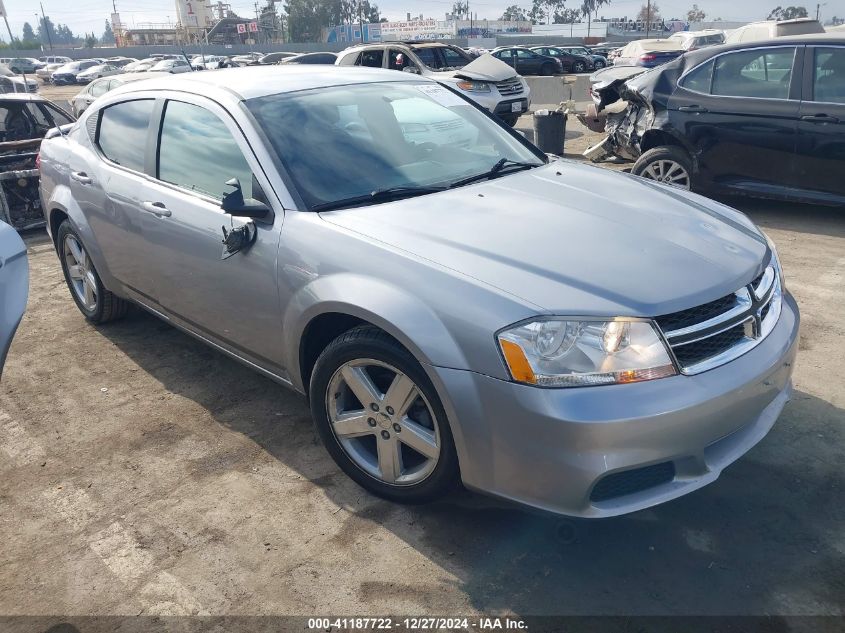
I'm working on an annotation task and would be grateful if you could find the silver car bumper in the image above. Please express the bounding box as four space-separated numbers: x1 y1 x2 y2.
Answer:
431 292 800 518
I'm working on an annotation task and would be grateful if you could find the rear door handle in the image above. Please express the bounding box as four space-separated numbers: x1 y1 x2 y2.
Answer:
70 171 92 185
801 114 840 124
678 105 709 113
141 201 171 217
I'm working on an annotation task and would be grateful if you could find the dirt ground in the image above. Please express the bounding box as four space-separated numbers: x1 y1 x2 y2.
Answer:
0 84 843 620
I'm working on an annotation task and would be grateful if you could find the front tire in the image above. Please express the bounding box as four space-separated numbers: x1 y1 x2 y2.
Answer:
57 220 129 324
540 63 555 76
573 61 587 73
631 146 694 191
593 59 606 69
310 325 459 504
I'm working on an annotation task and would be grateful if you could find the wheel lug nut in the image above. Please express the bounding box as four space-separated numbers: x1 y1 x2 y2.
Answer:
381 430 390 439
368 418 377 427
370 403 379 411
386 406 395 415
393 423 401 433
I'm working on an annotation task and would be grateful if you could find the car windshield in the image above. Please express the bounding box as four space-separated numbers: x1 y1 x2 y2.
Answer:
247 81 543 210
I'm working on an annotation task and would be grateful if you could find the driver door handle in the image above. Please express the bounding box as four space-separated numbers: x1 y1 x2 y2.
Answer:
142 201 171 217
801 114 840 124
678 105 709 113
70 171 92 185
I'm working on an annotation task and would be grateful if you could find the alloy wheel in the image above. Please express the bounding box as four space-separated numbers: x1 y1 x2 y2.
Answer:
326 359 441 486
63 233 98 311
640 159 691 189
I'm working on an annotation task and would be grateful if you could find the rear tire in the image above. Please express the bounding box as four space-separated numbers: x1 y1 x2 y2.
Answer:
56 220 129 324
631 146 695 191
573 61 587 73
310 325 460 504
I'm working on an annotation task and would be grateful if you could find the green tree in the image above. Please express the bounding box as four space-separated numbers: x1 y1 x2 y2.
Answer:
554 7 581 23
499 4 528 20
767 5 808 19
22 22 36 41
84 32 97 48
530 0 564 24
687 4 706 21
102 19 115 44
452 1 468 18
638 1 660 22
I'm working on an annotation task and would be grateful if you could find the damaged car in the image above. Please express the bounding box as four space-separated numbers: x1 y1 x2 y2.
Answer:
39 66 798 518
337 42 530 126
581 35 845 206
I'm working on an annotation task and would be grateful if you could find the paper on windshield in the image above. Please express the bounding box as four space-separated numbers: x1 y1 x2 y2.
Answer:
414 84 467 107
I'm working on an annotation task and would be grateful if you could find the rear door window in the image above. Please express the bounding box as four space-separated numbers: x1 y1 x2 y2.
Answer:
414 47 439 68
712 47 796 99
96 99 155 172
812 47 845 104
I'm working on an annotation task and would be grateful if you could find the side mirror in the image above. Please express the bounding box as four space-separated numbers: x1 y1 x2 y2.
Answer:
221 177 271 219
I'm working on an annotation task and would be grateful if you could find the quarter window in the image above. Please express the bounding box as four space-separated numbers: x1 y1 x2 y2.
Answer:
97 99 155 172
712 48 796 99
813 48 845 104
157 100 254 200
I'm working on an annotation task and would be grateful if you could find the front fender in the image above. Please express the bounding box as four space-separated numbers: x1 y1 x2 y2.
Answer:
282 272 470 393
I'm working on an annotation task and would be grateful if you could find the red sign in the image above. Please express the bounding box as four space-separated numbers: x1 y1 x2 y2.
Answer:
236 23 246 33
248 21 258 32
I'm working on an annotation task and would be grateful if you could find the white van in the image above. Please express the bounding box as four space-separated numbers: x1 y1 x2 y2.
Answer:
725 18 825 43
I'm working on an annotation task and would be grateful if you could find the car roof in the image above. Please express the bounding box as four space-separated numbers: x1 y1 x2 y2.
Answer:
111 65 426 101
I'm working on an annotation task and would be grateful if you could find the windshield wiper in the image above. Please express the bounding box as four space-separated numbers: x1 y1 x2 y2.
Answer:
448 158 542 189
311 185 447 212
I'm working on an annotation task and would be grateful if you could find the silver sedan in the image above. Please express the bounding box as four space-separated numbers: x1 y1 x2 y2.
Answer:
38 67 799 518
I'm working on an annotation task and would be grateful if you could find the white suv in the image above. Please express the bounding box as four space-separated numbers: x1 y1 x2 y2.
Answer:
336 42 530 126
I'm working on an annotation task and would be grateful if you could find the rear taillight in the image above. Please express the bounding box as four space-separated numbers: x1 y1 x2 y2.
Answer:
35 153 41 170
640 54 656 62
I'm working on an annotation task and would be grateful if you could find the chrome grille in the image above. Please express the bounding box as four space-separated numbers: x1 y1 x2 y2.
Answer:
656 265 782 374
495 77 524 96
431 120 463 132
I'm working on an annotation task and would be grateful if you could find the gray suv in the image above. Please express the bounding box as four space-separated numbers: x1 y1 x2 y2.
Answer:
39 67 799 518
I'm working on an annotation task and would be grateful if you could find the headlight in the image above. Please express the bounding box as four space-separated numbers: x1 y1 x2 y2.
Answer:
763 232 785 288
456 80 491 93
498 319 677 387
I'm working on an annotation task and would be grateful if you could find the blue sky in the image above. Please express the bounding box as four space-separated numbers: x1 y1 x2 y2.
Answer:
0 0 828 41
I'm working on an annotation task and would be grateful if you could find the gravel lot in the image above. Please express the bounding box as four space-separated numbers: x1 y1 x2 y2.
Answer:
0 83 842 619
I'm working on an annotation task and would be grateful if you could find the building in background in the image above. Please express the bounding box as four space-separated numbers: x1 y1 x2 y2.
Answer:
324 17 530 43
125 23 179 45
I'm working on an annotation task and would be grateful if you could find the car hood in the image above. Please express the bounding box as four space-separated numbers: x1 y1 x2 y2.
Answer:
320 161 768 317
439 54 517 82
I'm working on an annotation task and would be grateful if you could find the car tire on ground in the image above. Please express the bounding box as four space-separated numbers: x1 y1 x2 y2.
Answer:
500 114 519 127
631 145 695 191
56 220 130 324
540 63 555 76
310 325 460 504
573 61 587 73
594 59 606 69
10 67 19 74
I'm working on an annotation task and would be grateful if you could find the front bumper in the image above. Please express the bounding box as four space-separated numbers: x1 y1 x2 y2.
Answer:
430 292 799 518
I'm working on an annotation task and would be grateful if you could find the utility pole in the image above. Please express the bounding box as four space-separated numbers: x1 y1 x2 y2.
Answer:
645 0 651 38
40 2 53 50
1 0 15 49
